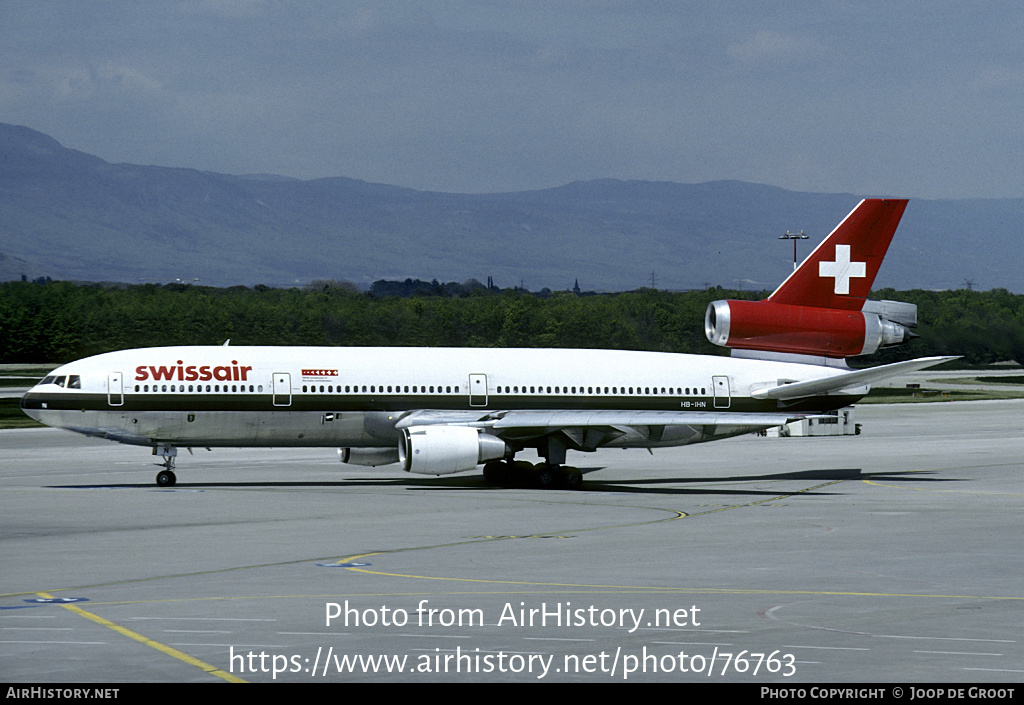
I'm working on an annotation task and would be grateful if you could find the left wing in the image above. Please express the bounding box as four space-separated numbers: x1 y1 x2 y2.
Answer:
490 409 801 431
396 408 803 437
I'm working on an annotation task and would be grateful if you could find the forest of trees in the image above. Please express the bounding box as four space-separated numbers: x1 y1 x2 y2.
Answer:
1 279 1022 366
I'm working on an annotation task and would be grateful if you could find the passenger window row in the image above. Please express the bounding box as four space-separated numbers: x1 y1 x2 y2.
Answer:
495 385 707 396
134 384 264 393
297 384 707 396
302 384 461 394
126 382 708 396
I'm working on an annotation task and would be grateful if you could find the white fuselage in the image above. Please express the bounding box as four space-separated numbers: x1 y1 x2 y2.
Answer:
21 345 860 450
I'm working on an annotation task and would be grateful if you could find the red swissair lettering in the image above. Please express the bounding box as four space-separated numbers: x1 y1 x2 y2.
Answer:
134 360 253 382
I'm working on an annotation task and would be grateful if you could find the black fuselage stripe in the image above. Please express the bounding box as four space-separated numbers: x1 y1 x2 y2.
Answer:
21 391 856 414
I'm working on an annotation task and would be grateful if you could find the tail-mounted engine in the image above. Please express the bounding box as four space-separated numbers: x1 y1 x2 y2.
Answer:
705 298 916 358
399 425 507 475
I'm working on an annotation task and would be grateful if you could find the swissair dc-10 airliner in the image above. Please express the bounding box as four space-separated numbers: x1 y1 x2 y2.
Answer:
21 199 952 489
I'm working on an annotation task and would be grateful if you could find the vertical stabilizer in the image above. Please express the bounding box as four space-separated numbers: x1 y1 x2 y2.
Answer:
768 199 908 310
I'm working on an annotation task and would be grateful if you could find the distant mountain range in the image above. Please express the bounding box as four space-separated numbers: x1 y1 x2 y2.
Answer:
1 123 1020 292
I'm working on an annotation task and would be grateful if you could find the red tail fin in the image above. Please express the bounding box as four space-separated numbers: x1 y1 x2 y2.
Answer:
767 199 908 310
705 198 915 359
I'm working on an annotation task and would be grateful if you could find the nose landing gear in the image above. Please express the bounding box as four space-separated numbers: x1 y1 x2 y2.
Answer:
154 444 177 487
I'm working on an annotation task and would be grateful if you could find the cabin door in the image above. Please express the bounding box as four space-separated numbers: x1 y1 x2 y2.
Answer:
468 373 488 407
712 376 731 409
273 372 292 407
107 371 123 406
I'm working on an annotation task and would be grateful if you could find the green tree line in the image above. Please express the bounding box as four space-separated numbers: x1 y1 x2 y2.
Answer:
1 280 1022 365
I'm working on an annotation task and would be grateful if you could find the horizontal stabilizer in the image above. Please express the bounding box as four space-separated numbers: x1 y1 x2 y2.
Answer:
751 356 958 401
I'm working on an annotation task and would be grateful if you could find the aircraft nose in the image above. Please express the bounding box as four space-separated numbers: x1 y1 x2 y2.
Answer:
20 389 45 422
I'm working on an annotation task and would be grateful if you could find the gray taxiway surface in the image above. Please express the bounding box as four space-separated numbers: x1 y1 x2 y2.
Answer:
2 400 1023 683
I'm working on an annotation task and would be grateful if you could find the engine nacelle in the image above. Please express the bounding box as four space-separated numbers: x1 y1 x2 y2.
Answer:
399 426 507 476
705 299 913 358
338 447 400 467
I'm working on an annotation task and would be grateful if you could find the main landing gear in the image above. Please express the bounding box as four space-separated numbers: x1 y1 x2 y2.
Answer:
483 434 584 490
154 444 177 487
482 460 583 490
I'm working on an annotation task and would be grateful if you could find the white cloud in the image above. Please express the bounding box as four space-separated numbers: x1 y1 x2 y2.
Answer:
44 61 164 103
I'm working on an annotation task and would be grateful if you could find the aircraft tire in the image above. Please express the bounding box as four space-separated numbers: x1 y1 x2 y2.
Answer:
505 460 533 487
560 466 583 490
535 464 557 489
482 461 508 484
156 469 177 487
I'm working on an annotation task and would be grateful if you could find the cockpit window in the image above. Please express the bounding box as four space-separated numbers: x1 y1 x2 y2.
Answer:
41 376 56 385
67 375 81 389
53 376 66 387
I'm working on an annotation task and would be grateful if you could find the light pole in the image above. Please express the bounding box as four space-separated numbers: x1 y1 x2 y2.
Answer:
779 230 809 271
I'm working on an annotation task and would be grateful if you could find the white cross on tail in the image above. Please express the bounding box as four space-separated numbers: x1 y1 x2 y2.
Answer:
818 244 866 295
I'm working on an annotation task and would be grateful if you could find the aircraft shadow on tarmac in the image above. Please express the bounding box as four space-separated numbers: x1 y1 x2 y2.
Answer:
571 468 965 496
48 467 964 497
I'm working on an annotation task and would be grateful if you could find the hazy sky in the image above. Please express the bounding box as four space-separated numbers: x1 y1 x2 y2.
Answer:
3 1 1022 198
